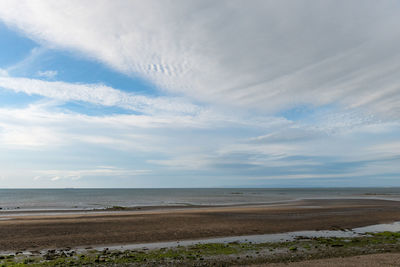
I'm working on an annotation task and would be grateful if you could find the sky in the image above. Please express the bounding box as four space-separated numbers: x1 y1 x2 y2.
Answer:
0 0 399 188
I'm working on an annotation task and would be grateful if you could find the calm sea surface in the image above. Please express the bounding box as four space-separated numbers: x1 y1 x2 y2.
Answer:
1 188 400 211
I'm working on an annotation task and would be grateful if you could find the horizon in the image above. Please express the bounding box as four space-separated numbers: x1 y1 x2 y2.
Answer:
1 186 400 190
0 1 400 188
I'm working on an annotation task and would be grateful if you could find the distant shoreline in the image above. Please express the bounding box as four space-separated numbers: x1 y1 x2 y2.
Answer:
0 201 295 216
2 187 400 212
1 196 400 216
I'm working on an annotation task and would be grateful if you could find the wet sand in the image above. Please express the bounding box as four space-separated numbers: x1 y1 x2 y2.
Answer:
1 198 400 252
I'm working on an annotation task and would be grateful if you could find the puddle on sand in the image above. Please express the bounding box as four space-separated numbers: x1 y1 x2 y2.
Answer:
354 221 400 233
88 230 357 252
86 221 400 253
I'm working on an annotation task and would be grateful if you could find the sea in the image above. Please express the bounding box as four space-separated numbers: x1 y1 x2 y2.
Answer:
1 188 400 211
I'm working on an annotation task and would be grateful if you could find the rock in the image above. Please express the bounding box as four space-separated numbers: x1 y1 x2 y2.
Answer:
45 255 55 260
68 251 76 256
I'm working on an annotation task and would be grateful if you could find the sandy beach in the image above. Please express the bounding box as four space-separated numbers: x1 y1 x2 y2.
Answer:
1 198 400 252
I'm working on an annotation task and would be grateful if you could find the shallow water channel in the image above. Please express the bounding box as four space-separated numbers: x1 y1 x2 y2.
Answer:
89 221 400 252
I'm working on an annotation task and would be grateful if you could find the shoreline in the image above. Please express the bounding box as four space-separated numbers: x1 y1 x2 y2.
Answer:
1 195 400 216
1 198 400 253
1 191 400 215
0 201 296 216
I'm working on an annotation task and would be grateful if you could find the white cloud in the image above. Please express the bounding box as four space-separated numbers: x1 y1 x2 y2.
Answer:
367 142 400 157
36 167 151 181
0 100 268 151
0 103 186 149
0 68 8 77
0 101 398 186
37 70 58 79
250 128 324 143
5 47 46 74
51 176 60 181
0 76 200 115
0 125 60 147
0 1 399 117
